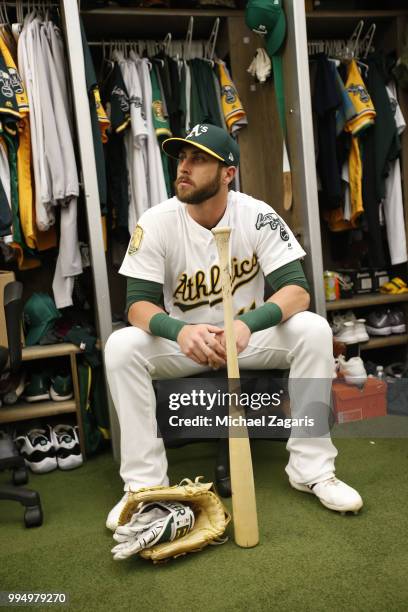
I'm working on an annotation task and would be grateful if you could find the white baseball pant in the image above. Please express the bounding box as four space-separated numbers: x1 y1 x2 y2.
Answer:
105 310 337 491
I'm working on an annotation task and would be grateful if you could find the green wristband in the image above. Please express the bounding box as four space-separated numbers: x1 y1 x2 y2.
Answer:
149 313 187 342
237 302 282 333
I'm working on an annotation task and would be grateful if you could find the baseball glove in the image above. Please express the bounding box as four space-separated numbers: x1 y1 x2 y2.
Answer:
115 477 231 563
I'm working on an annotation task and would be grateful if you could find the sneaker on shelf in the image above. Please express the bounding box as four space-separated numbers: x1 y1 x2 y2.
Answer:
332 310 357 326
364 360 379 377
52 424 83 470
14 426 57 474
354 319 369 343
337 355 367 387
331 313 345 332
385 362 406 379
366 309 392 336
23 373 50 402
387 308 406 334
341 310 357 324
333 321 360 345
50 374 73 402
2 371 26 405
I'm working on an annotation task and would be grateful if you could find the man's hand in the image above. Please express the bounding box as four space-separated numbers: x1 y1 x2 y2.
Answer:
219 320 251 355
177 324 227 368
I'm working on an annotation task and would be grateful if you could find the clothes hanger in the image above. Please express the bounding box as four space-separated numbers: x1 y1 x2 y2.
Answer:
348 20 364 59
183 15 193 62
98 39 115 89
203 17 219 67
163 32 172 56
361 23 376 59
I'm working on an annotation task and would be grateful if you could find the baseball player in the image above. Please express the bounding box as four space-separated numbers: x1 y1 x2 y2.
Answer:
105 124 363 531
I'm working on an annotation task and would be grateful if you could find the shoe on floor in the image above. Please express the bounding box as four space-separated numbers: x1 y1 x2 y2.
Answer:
52 424 83 470
106 492 133 531
289 476 363 514
337 355 367 387
14 426 57 474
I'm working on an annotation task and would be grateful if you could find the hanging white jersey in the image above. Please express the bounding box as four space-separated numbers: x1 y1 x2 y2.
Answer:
119 190 306 325
384 82 407 265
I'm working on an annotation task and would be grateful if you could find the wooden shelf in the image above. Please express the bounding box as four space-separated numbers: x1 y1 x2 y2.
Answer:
360 334 408 351
22 343 81 361
81 7 244 39
306 10 406 39
326 293 408 311
2 342 88 456
0 400 77 424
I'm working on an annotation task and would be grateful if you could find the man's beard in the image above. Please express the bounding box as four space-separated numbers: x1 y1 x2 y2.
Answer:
175 167 222 204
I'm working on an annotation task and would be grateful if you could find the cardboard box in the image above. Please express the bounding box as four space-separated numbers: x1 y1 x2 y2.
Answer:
332 378 387 424
0 270 24 349
372 269 390 291
336 269 373 294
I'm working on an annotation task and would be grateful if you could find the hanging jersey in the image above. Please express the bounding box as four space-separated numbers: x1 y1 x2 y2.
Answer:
0 49 21 128
151 65 171 140
217 60 247 134
345 60 376 135
119 191 306 325
383 81 407 265
107 63 130 134
137 56 168 209
326 61 376 232
94 87 110 143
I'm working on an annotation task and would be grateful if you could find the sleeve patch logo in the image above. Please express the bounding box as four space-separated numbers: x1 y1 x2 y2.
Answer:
255 212 290 241
128 225 144 255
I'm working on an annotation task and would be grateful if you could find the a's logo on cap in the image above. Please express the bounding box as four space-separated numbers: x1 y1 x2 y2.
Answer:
228 153 234 161
187 124 208 139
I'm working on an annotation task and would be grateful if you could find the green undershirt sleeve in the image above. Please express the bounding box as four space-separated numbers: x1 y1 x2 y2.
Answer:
126 277 187 342
237 260 309 334
126 277 163 314
266 259 310 293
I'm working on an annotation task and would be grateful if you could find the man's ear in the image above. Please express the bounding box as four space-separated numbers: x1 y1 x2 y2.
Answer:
223 166 236 185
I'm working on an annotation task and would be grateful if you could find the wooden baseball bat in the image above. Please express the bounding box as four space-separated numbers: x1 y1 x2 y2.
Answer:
212 227 259 548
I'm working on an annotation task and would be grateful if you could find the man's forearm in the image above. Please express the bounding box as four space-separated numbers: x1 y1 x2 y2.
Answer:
267 285 310 322
128 301 165 332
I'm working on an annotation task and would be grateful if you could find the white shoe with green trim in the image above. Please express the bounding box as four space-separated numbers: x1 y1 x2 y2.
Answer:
290 476 363 514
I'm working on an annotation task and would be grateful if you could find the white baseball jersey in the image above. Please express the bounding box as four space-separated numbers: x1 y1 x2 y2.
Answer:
119 190 306 326
384 82 407 265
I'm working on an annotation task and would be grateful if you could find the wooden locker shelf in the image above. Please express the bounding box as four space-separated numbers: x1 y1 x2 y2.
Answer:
361 334 408 351
22 343 81 361
1 343 86 456
81 7 244 38
326 293 408 311
0 400 77 424
306 10 405 38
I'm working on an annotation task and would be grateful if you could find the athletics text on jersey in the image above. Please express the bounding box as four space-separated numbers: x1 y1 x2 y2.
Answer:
119 191 306 325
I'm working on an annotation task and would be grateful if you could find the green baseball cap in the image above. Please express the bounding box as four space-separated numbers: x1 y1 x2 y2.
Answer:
246 0 286 56
162 123 240 167
23 293 61 346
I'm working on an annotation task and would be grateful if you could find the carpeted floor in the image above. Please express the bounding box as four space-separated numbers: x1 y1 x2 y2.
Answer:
1 417 408 612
